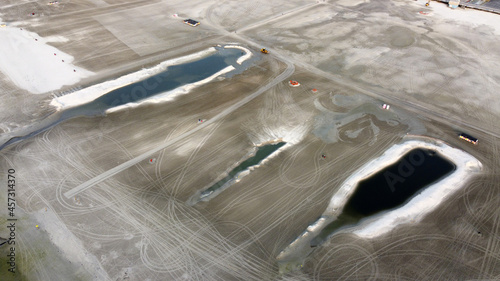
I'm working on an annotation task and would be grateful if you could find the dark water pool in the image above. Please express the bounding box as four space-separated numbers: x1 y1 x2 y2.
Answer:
311 148 456 246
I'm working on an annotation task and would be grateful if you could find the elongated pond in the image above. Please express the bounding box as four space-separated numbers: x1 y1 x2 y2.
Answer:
0 46 252 150
198 142 286 201
89 47 245 112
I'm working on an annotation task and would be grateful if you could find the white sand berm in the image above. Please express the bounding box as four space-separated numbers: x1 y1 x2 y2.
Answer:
0 22 93 94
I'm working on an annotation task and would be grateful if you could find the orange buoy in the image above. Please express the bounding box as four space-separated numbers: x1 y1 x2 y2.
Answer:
312 88 318 93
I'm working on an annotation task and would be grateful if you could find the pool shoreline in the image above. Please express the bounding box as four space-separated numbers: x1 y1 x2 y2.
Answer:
276 135 482 268
50 45 253 111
